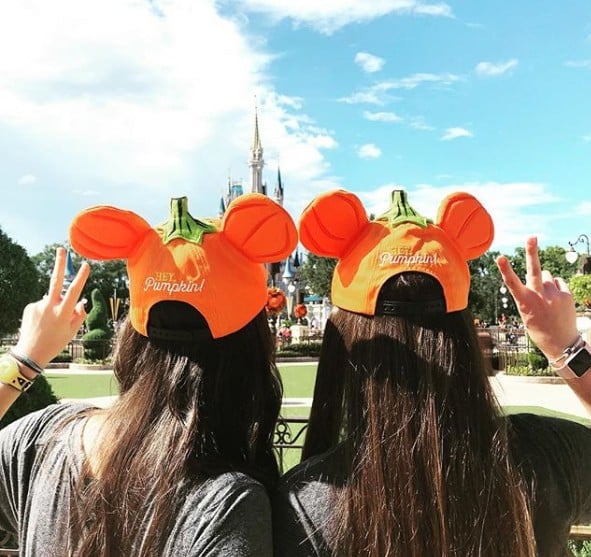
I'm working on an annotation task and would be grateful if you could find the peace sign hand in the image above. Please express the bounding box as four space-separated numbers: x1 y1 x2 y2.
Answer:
14 248 90 370
496 237 579 362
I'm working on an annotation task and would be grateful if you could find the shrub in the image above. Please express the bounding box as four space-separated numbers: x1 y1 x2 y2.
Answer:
277 341 322 358
504 348 554 377
0 374 58 429
569 539 591 557
569 274 591 309
51 349 73 363
81 288 113 361
81 329 113 360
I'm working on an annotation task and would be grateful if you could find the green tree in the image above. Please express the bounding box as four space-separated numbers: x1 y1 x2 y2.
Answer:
82 288 114 360
569 275 591 309
539 245 575 279
32 243 129 318
298 253 337 300
468 251 505 323
0 228 44 335
508 245 575 284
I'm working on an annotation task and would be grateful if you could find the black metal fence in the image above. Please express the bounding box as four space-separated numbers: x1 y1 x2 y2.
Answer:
273 416 309 473
477 327 532 371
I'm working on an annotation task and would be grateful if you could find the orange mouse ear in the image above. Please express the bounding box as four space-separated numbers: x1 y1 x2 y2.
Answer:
222 193 297 262
436 192 494 260
299 190 369 258
70 206 152 260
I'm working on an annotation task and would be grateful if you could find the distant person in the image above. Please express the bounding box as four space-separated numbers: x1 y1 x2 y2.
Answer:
274 189 591 556
1 194 297 556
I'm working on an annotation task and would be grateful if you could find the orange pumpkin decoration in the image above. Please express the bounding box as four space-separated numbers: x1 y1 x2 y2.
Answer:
294 303 308 319
266 287 287 315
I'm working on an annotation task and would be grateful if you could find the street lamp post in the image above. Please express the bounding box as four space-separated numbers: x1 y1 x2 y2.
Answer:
109 275 129 327
565 234 591 274
496 285 509 325
109 286 121 326
281 253 298 320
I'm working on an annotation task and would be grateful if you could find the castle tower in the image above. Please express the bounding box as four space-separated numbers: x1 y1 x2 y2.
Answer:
249 107 265 195
274 167 284 206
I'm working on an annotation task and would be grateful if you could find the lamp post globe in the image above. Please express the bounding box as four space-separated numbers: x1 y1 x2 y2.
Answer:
566 250 579 264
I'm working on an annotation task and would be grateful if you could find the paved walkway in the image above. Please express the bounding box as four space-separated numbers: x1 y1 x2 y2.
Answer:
491 374 589 418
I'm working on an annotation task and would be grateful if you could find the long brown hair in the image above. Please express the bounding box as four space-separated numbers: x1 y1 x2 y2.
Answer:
302 273 536 556
69 302 281 556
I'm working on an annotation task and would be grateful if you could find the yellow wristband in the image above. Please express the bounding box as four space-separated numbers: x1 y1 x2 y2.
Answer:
0 355 34 392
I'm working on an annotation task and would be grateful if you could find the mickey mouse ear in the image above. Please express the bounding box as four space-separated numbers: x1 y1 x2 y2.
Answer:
222 193 297 263
299 190 369 258
436 192 494 260
70 207 152 260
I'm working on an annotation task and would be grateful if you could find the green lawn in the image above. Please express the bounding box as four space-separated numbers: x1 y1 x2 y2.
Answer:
44 365 591 427
503 406 591 426
44 371 120 399
45 363 318 402
277 362 317 400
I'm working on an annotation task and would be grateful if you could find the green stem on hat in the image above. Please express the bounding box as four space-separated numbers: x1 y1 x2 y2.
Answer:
376 189 432 228
158 197 217 245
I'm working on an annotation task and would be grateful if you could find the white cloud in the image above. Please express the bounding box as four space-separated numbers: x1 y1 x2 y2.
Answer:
577 201 591 215
409 116 434 131
565 60 591 69
18 174 36 186
356 181 560 251
363 110 402 122
475 59 518 77
386 72 461 89
306 134 338 149
0 0 344 254
338 90 385 105
355 52 385 73
227 0 453 34
583 134 591 143
339 72 460 104
441 127 473 141
357 143 382 159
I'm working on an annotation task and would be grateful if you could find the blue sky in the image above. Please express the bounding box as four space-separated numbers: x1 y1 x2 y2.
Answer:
1 0 590 260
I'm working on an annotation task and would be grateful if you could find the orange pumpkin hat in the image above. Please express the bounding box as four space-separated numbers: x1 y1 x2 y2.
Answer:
299 189 494 315
70 194 298 338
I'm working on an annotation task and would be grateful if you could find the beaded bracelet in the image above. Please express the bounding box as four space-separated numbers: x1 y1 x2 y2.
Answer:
9 350 44 375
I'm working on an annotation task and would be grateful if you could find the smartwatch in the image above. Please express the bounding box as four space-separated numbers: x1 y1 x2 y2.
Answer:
0 355 34 392
558 342 591 379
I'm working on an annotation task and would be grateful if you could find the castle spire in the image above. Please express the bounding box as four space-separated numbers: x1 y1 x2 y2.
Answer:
253 107 262 154
274 166 284 206
249 102 265 194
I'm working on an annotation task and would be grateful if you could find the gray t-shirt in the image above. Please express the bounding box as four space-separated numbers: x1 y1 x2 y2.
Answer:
0 403 272 556
273 414 591 557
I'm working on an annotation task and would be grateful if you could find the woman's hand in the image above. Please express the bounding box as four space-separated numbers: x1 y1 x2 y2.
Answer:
13 248 89 369
496 236 579 361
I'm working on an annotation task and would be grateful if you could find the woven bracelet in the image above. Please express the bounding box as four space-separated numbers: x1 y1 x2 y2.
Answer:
9 350 44 375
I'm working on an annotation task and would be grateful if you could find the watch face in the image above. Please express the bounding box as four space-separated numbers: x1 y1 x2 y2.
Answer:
0 356 18 375
568 348 591 377
0 356 26 391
